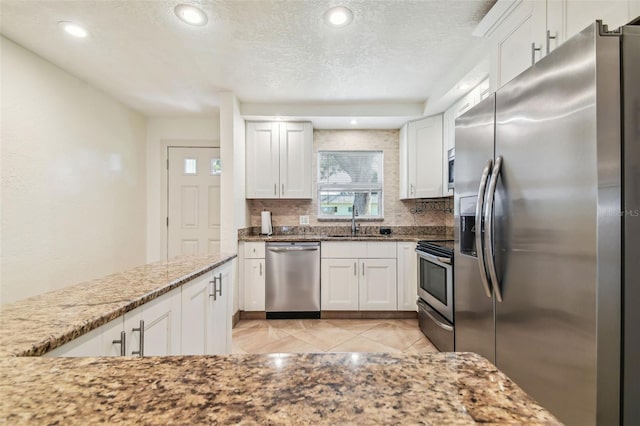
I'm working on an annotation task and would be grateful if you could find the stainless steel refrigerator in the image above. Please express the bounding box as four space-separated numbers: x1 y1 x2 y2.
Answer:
454 20 639 426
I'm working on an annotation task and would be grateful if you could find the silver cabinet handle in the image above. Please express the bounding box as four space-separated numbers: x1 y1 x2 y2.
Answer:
282 183 285 196
546 29 557 54
531 42 541 65
259 262 263 276
209 278 215 298
410 183 415 195
131 320 145 357
353 262 356 275
216 273 223 298
112 331 126 356
362 262 365 276
475 159 493 299
484 156 503 302
267 247 319 252
274 183 277 196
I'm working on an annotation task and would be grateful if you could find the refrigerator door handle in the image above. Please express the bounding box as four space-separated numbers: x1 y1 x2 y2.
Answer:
475 159 493 298
484 155 503 302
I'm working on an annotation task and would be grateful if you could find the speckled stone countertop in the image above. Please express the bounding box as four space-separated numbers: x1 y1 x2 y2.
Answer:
0 254 236 357
0 352 560 425
239 225 454 243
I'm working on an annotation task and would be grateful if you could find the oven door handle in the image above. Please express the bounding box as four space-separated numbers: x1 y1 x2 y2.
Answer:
418 301 454 332
475 159 493 299
415 250 451 267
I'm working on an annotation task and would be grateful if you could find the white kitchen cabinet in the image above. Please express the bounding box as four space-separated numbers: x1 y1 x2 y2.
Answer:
547 0 634 55
125 287 182 357
243 258 265 311
246 121 312 199
181 262 233 355
46 289 182 358
209 261 233 354
400 115 443 199
241 241 265 312
397 242 418 312
359 259 397 311
321 242 397 311
44 318 122 357
490 0 547 89
321 259 360 310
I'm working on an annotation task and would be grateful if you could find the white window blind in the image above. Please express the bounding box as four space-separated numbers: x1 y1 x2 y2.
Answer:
318 151 383 219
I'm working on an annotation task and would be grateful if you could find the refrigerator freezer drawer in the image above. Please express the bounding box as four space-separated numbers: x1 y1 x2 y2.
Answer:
418 299 454 352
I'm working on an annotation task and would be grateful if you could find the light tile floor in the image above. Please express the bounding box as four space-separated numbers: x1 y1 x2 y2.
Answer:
232 318 439 354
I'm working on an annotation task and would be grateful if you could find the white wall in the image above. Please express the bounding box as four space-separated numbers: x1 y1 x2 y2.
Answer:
0 37 147 304
219 92 248 314
145 116 220 262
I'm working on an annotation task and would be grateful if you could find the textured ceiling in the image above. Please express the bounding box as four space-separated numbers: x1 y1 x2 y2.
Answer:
0 0 495 117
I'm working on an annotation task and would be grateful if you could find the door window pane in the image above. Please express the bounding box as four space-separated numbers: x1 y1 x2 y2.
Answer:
184 158 197 175
211 159 221 175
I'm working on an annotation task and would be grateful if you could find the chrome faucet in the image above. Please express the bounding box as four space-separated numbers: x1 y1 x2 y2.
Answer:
351 204 359 235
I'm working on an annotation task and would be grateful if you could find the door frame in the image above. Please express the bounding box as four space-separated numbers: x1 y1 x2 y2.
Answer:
160 140 219 260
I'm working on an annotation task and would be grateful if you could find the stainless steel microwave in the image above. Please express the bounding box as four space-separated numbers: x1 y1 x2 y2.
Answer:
447 148 455 190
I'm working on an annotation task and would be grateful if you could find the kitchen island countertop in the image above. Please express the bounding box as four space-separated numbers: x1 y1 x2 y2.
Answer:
0 351 560 425
0 253 237 357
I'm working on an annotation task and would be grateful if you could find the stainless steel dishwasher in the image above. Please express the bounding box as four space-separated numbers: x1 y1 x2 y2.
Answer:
265 242 320 319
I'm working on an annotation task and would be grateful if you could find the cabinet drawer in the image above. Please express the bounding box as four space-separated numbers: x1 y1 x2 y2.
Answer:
321 242 366 258
244 242 265 258
366 242 397 259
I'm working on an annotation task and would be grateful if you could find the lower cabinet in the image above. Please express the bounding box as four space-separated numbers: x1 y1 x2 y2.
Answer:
321 242 397 311
45 260 234 357
243 258 265 311
397 242 418 311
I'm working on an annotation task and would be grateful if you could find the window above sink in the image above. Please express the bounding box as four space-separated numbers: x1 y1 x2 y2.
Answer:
317 150 383 220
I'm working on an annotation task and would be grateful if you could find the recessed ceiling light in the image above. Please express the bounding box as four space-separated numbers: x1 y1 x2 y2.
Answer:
459 83 471 91
58 21 88 38
174 4 208 26
350 119 358 125
324 6 354 28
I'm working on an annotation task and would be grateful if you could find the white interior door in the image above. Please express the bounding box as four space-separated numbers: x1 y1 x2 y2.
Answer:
168 147 220 258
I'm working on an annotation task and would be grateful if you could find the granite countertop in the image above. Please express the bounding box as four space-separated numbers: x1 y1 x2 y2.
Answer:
0 253 236 357
238 225 454 243
0 352 560 425
240 233 451 242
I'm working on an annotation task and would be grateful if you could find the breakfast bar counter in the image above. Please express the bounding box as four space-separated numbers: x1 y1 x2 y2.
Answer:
0 351 560 425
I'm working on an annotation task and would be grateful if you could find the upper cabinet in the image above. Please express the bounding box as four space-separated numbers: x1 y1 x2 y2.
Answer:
399 114 443 199
246 121 313 199
486 0 636 90
442 79 489 196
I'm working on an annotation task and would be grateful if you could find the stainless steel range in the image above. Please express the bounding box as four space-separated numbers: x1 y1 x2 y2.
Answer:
416 240 454 351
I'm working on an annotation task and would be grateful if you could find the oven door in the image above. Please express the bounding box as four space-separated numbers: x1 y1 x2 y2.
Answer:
416 250 453 323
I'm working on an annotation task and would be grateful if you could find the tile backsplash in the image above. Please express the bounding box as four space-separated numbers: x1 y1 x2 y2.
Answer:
248 129 454 228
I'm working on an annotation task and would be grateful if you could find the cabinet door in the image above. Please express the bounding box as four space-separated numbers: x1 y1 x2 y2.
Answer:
181 273 212 355
44 321 107 357
321 259 359 310
494 1 547 88
279 122 312 199
359 259 397 311
209 262 233 354
125 288 181 356
408 115 443 198
246 122 280 199
547 0 632 54
397 242 418 311
243 258 265 311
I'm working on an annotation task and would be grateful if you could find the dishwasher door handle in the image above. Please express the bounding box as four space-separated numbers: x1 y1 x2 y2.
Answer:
267 247 319 252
